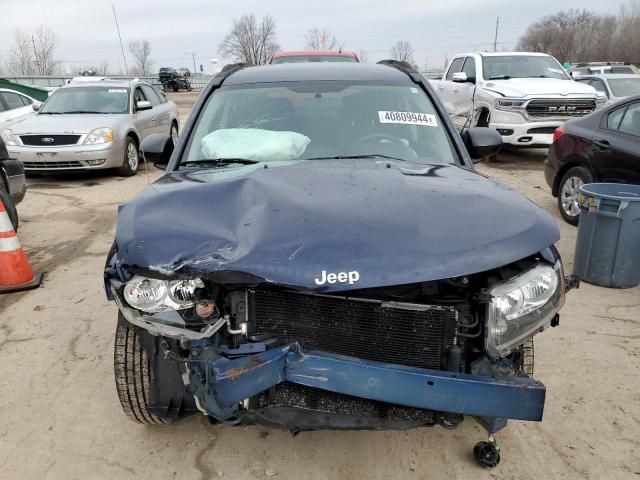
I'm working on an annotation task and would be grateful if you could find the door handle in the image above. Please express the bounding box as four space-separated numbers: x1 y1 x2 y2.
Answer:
151 117 157 123
593 139 610 150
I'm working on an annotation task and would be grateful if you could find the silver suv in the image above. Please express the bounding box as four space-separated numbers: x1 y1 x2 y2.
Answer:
1 79 179 176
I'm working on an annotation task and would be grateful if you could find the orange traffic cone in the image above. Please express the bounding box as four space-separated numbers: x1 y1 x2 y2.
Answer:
0 198 42 293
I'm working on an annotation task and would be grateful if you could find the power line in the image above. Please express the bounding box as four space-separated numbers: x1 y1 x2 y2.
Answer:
112 4 128 75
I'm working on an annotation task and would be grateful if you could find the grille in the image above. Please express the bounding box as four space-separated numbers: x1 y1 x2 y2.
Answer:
527 126 558 134
20 134 81 146
526 99 596 117
23 161 83 169
253 382 436 424
249 289 456 370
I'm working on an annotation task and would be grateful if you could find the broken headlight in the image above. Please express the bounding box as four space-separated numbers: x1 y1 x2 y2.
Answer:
123 275 204 313
486 263 565 358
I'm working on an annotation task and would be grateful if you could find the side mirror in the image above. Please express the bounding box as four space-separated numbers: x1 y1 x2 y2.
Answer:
462 127 502 163
136 100 153 111
32 101 42 112
140 133 174 170
452 72 468 83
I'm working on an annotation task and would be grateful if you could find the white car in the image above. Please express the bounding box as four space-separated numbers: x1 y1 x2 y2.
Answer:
436 52 606 147
0 88 37 131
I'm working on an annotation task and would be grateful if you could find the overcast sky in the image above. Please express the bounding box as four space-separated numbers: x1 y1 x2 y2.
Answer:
0 0 622 74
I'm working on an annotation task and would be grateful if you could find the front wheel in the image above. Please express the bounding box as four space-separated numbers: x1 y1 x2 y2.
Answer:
116 137 139 177
170 122 179 146
114 320 169 424
557 166 594 225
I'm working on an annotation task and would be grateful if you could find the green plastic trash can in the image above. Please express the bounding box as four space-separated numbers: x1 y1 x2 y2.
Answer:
573 183 640 288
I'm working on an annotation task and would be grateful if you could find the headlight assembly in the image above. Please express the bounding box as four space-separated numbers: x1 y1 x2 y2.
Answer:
84 127 113 145
494 98 527 111
123 276 204 313
486 263 565 358
1 129 19 146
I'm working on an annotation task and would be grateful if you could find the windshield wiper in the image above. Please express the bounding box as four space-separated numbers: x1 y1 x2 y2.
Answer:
488 75 511 80
60 110 104 114
305 154 410 162
38 111 62 115
180 158 260 168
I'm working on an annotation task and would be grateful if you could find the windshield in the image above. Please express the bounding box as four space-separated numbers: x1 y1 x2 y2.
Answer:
483 55 569 80
271 56 357 64
40 86 129 114
608 78 640 97
182 81 457 167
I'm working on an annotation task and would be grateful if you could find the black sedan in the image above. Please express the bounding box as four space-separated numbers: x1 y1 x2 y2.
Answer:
545 94 640 225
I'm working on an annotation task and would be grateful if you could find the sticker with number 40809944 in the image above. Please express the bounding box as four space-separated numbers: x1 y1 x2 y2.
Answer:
378 111 438 127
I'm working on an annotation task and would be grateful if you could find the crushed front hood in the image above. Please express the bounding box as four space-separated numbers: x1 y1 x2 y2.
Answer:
111 160 560 291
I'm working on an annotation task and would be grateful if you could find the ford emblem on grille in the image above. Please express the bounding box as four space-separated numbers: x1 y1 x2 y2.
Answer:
41 137 55 143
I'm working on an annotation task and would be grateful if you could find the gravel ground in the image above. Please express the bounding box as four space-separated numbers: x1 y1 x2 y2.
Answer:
0 91 638 479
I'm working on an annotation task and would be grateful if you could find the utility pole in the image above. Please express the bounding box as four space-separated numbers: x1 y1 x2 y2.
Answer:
493 16 500 52
192 53 197 77
112 4 128 75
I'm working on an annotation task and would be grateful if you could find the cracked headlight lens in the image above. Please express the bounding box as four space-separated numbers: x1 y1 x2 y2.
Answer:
486 263 564 358
123 276 204 313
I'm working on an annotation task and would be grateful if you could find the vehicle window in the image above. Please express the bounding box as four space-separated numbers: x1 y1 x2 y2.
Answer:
133 87 147 104
1 92 28 110
153 87 167 103
39 86 130 114
183 81 458 167
18 94 32 106
445 58 465 80
461 57 476 81
589 79 608 95
618 103 640 137
141 85 160 106
610 67 634 74
0 101 5 113
608 78 640 97
271 56 357 64
607 106 627 130
482 55 569 80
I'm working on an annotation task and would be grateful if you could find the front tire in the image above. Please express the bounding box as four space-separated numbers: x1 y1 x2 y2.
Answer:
116 136 139 177
170 122 179 146
0 184 18 232
557 166 594 225
114 320 169 424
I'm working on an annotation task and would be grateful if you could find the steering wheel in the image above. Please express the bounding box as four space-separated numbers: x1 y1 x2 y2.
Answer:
350 133 407 150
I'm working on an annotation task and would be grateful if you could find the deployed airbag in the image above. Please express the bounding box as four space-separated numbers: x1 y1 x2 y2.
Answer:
201 128 310 161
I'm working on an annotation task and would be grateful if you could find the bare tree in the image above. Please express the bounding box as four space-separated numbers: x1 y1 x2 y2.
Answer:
516 6 640 64
219 14 280 65
98 61 111 76
390 41 415 64
356 49 368 63
129 40 153 75
5 29 34 75
32 25 59 74
305 28 338 50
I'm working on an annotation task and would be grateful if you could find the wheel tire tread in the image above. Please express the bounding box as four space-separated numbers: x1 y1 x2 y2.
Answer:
113 322 166 424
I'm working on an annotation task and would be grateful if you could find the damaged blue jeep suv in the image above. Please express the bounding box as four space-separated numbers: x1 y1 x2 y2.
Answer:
104 61 573 468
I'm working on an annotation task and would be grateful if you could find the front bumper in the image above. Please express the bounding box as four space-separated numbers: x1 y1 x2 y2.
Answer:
490 118 562 147
8 143 123 171
195 343 546 423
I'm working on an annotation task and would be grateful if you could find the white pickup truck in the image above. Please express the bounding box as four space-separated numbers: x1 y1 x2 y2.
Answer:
435 52 606 147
